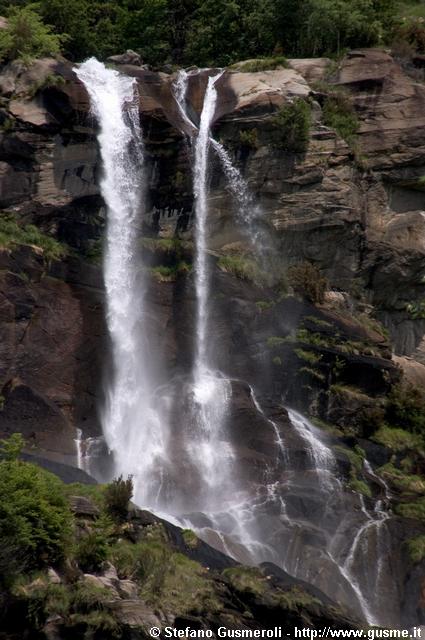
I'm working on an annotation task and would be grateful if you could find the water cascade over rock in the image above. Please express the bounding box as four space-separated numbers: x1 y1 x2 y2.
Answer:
76 59 400 628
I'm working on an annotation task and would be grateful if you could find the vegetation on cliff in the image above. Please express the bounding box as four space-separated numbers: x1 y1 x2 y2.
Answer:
0 0 421 67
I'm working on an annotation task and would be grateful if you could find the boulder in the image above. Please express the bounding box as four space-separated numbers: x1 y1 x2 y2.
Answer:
106 50 142 66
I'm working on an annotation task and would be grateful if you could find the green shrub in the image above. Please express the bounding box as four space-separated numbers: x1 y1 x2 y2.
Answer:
386 384 425 435
222 567 266 596
406 300 425 319
348 478 372 498
266 336 287 348
182 529 199 550
378 463 425 495
0 452 72 583
271 98 311 153
149 261 191 282
407 535 425 563
16 579 71 629
372 425 422 452
230 56 289 72
239 128 259 149
334 444 364 472
217 255 271 287
272 356 282 366
322 90 359 144
288 262 327 304
0 432 25 461
294 348 322 365
299 366 325 382
0 6 65 62
0 215 67 262
75 530 109 573
28 73 66 97
71 581 112 613
104 475 133 523
396 498 425 521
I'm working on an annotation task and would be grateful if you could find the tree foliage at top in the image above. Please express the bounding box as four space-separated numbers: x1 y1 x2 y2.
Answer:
0 4 65 62
0 0 407 67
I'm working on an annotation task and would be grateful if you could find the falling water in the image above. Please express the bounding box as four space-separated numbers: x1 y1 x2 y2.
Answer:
77 60 396 628
192 72 223 380
287 409 338 490
75 58 166 505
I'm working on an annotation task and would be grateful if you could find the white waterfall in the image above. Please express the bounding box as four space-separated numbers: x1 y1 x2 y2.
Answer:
189 71 234 505
75 58 166 505
193 72 222 380
287 409 338 490
75 60 397 628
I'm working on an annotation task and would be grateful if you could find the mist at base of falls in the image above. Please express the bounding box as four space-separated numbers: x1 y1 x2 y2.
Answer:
75 58 397 629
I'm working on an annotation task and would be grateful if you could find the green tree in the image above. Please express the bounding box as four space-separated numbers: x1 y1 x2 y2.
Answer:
0 454 72 584
184 0 244 66
0 5 65 62
0 432 24 461
115 0 171 65
38 0 95 60
271 98 311 153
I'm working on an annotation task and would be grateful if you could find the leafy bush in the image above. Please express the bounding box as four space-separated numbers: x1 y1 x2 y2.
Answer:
372 425 422 452
104 475 133 522
149 261 191 282
0 215 67 262
71 581 112 613
266 336 287 348
0 450 72 583
0 432 24 461
288 261 327 304
386 384 425 435
322 90 359 144
231 56 288 72
393 15 425 54
379 463 425 495
348 478 372 498
407 535 425 563
294 348 322 365
0 6 65 62
271 99 311 153
406 300 425 319
239 128 259 149
396 498 425 521
217 255 271 287
222 566 267 597
75 530 109 573
15 579 71 629
182 529 199 549
28 73 66 97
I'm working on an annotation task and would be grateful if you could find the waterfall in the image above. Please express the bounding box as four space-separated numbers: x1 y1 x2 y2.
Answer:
75 58 166 505
192 72 222 380
287 409 339 490
76 60 397 628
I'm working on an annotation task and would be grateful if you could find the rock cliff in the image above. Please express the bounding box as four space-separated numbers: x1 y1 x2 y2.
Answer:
2 49 425 627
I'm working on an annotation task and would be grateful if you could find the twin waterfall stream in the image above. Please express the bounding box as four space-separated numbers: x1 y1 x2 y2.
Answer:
75 59 396 628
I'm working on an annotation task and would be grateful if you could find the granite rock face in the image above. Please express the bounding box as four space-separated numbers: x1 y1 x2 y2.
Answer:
2 50 425 626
